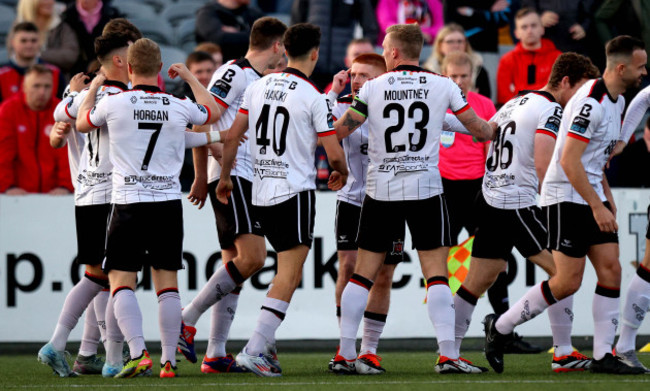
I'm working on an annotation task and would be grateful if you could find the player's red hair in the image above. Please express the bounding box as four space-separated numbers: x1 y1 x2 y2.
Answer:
352 53 387 73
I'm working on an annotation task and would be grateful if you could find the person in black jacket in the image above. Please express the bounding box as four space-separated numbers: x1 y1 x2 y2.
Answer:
195 0 265 62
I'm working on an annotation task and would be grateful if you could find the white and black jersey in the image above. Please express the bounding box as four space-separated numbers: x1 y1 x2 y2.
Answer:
332 94 368 207
351 65 469 201
54 80 128 205
207 58 262 183
482 90 562 209
540 79 624 206
87 85 210 204
241 67 335 206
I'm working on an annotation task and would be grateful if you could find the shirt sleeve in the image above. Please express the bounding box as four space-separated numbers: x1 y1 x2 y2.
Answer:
536 103 563 139
183 99 211 126
311 94 335 137
567 97 603 143
238 83 252 115
208 64 246 110
87 95 109 128
331 101 344 121
448 78 470 114
54 89 88 122
621 85 650 143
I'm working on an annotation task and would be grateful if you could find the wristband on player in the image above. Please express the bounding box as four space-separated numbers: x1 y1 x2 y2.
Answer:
206 130 222 144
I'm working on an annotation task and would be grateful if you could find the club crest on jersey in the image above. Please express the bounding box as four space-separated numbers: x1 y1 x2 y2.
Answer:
210 80 231 99
130 96 137 104
388 76 395 85
570 116 590 134
391 239 404 255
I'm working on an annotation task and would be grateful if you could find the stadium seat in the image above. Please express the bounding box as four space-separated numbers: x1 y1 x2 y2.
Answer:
266 12 290 26
0 0 17 7
175 18 197 54
130 18 176 47
114 1 158 20
140 0 175 13
159 45 188 91
420 45 433 64
0 8 15 44
0 47 8 63
160 2 203 27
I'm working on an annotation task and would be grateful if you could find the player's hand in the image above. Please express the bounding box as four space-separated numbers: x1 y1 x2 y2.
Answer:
592 203 618 233
187 178 208 209
489 121 499 140
53 121 72 137
216 177 233 204
5 187 28 195
330 70 349 95
569 24 586 40
222 25 239 33
48 187 71 195
89 71 106 89
541 11 559 27
168 63 192 81
328 170 347 191
491 0 509 12
69 72 90 93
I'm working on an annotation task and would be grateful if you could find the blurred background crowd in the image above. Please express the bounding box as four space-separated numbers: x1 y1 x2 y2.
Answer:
0 0 648 195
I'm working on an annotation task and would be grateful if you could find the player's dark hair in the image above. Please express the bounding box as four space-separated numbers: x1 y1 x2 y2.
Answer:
385 24 423 61
95 33 131 64
102 18 143 42
548 52 600 88
186 51 215 67
283 23 321 59
606 35 646 63
12 21 38 34
250 16 287 51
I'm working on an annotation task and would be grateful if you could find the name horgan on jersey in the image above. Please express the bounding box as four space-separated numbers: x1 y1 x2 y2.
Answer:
133 109 169 121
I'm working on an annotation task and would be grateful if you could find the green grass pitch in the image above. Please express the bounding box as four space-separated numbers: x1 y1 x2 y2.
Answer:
3 351 650 390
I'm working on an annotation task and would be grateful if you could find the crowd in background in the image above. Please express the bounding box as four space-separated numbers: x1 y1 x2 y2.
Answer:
0 0 648 195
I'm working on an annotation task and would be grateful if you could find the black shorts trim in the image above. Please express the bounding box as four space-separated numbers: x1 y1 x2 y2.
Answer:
75 204 112 265
104 200 184 272
545 202 618 258
208 177 262 249
255 191 315 253
471 193 547 259
357 195 451 252
335 200 404 264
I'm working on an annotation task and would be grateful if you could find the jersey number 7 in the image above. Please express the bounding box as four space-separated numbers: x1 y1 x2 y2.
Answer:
139 122 163 170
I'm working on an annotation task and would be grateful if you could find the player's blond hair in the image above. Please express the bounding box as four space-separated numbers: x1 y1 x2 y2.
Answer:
385 24 423 61
127 38 161 77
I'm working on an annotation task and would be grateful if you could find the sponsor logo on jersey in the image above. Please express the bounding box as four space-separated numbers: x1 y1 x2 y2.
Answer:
388 76 395 85
544 116 561 133
130 96 137 104
210 79 231 99
196 104 207 114
570 116 590 134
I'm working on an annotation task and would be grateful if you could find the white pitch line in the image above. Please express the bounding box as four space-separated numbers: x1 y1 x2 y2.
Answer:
7 379 650 389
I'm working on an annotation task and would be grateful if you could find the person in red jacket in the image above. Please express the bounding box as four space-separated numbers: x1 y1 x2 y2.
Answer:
0 22 65 104
496 8 561 106
0 64 72 195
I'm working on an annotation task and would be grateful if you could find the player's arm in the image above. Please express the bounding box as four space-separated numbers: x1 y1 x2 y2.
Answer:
188 124 209 209
602 174 616 217
442 113 471 135
321 133 348 190
455 108 496 141
334 106 367 140
76 73 107 133
168 63 220 124
49 121 72 149
533 133 555 191
216 112 248 203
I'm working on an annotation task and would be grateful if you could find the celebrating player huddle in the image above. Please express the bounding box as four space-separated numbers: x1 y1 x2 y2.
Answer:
36 15 650 380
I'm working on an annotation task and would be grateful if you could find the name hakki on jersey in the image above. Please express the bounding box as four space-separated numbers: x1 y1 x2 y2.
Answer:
482 90 561 209
207 58 262 183
54 81 128 205
241 68 334 206
88 85 210 204
350 65 469 201
541 79 624 206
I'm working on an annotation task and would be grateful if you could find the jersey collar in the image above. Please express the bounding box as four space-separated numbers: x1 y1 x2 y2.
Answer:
518 90 557 103
282 67 322 92
104 80 128 91
131 84 162 92
237 57 263 78
393 64 423 72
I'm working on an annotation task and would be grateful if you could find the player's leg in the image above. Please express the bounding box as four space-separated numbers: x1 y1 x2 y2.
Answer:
334 201 362 320
336 250 357 322
615 211 650 371
152 269 181 378
102 291 126 377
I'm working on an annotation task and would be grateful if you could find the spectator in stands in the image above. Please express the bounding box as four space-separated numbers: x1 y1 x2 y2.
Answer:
616 117 650 188
15 0 79 77
325 38 375 97
0 22 65 103
195 42 224 68
444 0 512 54
376 0 444 45
496 8 560 106
291 0 378 88
195 0 264 63
175 51 217 102
0 65 72 195
59 0 121 75
595 0 649 71
521 1 594 53
423 23 491 98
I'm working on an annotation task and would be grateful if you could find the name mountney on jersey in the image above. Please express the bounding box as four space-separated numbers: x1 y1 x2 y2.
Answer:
384 89 430 100
133 109 169 121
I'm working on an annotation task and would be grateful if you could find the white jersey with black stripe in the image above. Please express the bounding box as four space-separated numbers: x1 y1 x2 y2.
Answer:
241 67 335 206
54 80 128 205
351 65 469 201
482 90 562 209
207 58 262 183
540 79 625 206
87 85 210 204
332 94 368 207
